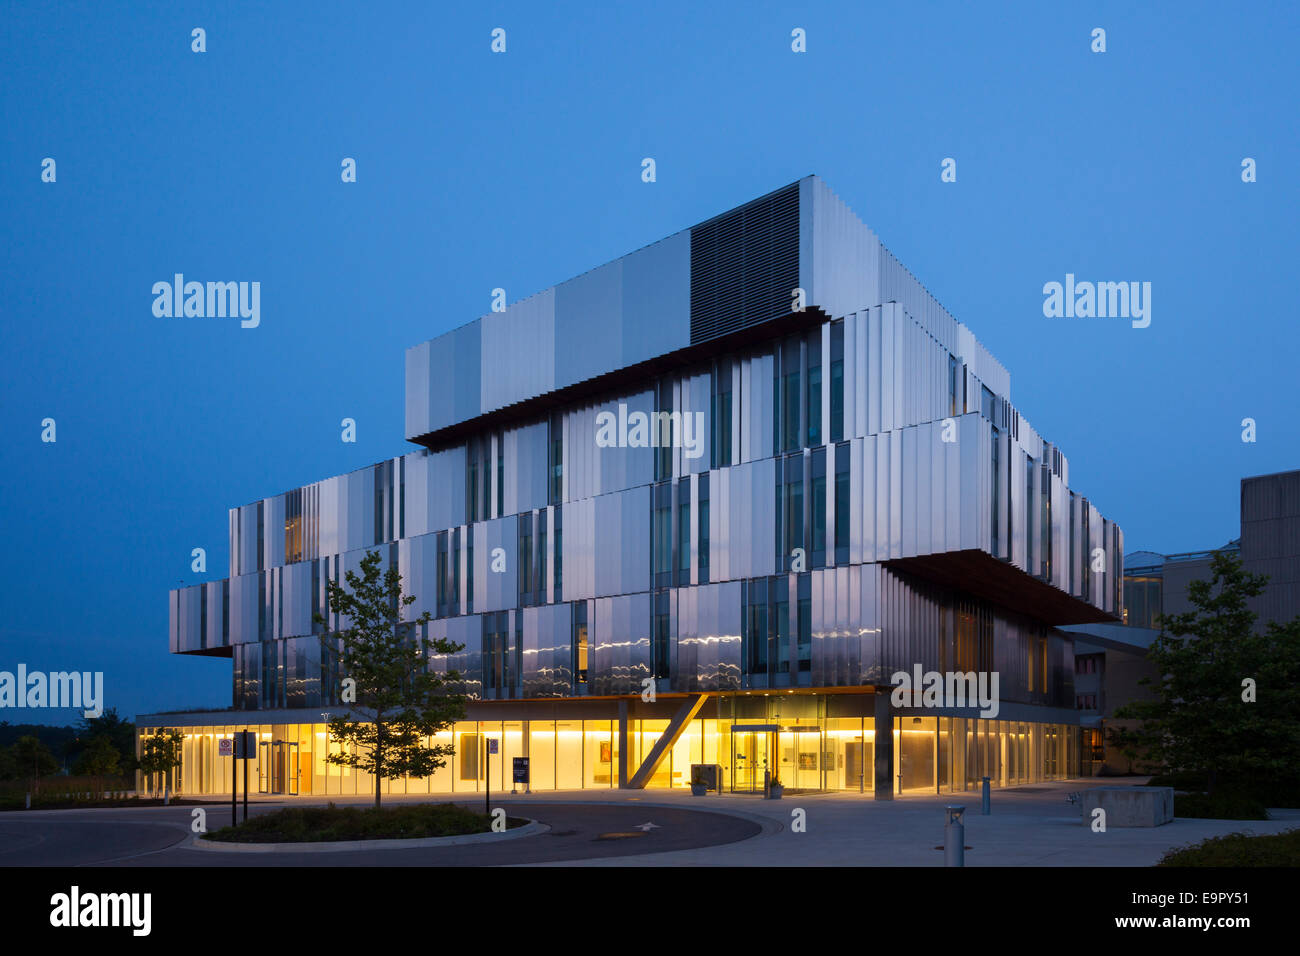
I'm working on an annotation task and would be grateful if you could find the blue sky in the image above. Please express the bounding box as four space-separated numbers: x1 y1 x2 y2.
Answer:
2 1 1296 724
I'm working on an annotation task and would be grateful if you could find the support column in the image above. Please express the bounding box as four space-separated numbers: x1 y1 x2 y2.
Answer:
873 692 894 800
617 699 629 789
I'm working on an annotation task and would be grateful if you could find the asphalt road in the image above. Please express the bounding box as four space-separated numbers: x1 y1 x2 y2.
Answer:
0 801 762 867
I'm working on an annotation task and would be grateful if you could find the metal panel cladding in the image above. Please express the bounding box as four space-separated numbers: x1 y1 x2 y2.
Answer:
689 182 800 344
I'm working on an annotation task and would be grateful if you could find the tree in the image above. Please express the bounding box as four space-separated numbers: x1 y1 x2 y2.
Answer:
315 549 466 808
138 730 184 798
74 735 121 797
72 708 137 775
11 735 59 791
1111 550 1300 795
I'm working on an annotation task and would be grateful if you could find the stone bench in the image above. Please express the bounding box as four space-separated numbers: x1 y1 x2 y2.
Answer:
1078 786 1174 827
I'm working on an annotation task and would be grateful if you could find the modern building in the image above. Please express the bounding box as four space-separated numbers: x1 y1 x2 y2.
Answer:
1067 468 1300 773
140 177 1125 799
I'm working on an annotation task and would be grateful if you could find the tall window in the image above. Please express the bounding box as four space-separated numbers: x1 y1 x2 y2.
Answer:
773 576 790 674
678 496 691 576
548 412 563 505
743 578 769 679
653 591 670 680
712 359 733 468
991 428 1001 557
538 519 548 604
829 321 844 442
1025 455 1034 569
1041 464 1052 580
811 446 826 564
948 354 960 417
797 574 811 673
553 506 563 602
652 484 672 582
518 514 532 605
572 602 588 685
807 335 822 446
834 443 850 564
496 440 504 517
698 474 710 584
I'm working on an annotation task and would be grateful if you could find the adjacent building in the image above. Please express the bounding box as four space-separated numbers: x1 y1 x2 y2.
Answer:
140 177 1124 798
1067 469 1300 773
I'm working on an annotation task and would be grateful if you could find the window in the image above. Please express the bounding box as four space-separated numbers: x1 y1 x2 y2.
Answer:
781 337 801 453
538 520 547 604
496 441 504 517
652 485 672 578
572 602 588 685
780 455 803 568
948 354 960 417
653 591 670 679
518 514 532 605
553 507 563 602
797 574 811 673
1041 463 1052 580
698 475 710 583
990 429 1001 557
811 446 826 563
743 578 769 678
655 379 673 481
678 498 690 575
712 359 733 468
548 412 563 505
807 354 822 446
829 321 844 442
773 576 790 674
1025 454 1034 569
834 443 850 564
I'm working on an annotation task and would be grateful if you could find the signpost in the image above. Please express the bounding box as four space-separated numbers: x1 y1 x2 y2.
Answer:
228 731 256 825
485 738 498 814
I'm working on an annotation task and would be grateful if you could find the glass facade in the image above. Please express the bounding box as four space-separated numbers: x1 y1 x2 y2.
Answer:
140 706 1078 797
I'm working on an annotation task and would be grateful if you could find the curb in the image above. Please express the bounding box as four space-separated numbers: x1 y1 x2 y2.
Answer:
189 819 548 853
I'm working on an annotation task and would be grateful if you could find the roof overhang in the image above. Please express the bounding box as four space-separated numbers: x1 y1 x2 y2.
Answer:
884 549 1119 625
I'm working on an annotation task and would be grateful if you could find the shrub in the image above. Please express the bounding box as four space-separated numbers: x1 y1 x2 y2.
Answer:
1159 829 1300 866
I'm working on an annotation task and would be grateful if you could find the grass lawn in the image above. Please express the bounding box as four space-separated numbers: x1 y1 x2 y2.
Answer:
1158 828 1300 866
202 801 524 843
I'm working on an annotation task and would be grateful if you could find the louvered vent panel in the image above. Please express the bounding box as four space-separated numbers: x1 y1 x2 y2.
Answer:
689 183 800 344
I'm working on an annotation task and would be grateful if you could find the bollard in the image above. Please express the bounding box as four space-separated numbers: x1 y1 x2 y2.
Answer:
981 776 991 815
25 792 31 810
944 806 965 867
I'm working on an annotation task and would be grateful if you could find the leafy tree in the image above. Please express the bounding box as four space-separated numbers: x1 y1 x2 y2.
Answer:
74 735 121 797
11 735 59 790
1111 550 1300 795
72 708 137 774
314 549 466 808
139 730 184 797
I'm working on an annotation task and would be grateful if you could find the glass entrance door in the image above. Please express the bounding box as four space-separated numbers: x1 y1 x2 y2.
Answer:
259 740 300 794
731 730 770 794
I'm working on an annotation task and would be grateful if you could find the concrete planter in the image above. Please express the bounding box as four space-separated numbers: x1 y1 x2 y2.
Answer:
767 784 784 800
1079 786 1174 827
690 783 708 796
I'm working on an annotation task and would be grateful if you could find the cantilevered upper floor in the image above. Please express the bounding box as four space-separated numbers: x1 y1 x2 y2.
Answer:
405 176 1009 447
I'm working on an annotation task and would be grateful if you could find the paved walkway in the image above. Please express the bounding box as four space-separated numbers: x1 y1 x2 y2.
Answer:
3 779 1294 866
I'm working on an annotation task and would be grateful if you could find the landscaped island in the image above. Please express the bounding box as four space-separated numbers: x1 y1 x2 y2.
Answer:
201 802 524 843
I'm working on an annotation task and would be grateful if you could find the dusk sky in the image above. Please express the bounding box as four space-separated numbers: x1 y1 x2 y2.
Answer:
2 1 1296 724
